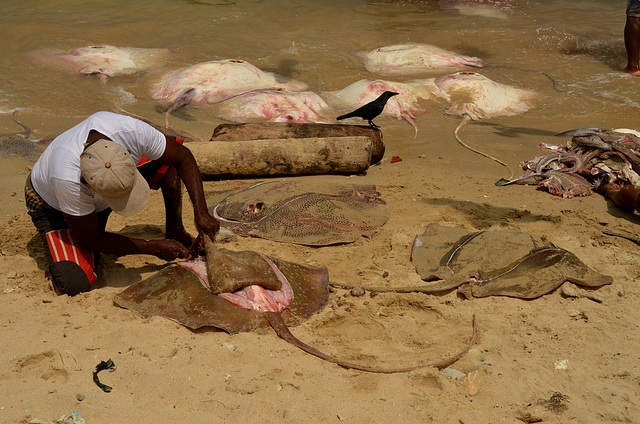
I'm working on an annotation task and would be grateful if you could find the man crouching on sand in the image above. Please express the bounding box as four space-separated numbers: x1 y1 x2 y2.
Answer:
25 111 219 296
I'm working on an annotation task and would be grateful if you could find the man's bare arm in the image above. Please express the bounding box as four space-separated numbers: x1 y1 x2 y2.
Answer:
157 137 220 240
65 212 189 261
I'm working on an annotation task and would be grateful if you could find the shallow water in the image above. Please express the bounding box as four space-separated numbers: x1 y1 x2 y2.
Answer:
0 0 636 220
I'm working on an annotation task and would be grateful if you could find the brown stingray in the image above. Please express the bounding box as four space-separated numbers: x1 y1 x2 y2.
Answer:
408 224 612 298
204 235 281 294
114 247 476 373
114 251 328 333
208 181 389 246
333 224 612 299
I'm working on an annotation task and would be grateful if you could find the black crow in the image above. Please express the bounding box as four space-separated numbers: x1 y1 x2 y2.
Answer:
336 91 399 128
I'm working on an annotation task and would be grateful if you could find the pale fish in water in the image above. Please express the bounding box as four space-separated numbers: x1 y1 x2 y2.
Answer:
29 45 170 84
324 79 441 135
212 89 331 123
151 59 309 109
358 43 484 76
434 71 536 120
439 0 521 19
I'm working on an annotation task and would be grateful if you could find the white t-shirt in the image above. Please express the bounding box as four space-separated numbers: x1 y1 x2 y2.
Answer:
31 111 166 216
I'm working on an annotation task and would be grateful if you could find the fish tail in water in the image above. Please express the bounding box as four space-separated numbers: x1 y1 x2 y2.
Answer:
0 111 33 139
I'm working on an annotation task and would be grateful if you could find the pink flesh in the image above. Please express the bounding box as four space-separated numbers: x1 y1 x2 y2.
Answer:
177 257 210 290
177 254 294 312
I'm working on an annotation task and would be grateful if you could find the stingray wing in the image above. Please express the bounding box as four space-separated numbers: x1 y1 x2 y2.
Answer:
114 265 266 333
268 256 329 319
460 247 613 299
114 251 329 333
410 224 481 285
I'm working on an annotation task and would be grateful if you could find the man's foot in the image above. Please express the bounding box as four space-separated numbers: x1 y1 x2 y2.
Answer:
595 181 622 198
596 181 640 211
166 228 194 248
624 66 640 76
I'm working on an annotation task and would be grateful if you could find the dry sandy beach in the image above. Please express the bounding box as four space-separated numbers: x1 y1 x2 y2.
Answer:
1 109 639 424
1 1 639 423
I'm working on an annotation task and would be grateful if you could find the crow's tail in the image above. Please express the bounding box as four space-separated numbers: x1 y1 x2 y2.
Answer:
336 112 356 121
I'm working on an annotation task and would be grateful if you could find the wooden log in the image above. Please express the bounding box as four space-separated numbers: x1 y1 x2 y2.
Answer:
210 122 385 165
189 136 372 179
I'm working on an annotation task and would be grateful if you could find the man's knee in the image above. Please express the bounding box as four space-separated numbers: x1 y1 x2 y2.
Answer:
49 261 94 296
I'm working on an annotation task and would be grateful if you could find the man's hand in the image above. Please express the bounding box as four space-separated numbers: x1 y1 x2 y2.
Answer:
195 210 220 242
152 239 190 261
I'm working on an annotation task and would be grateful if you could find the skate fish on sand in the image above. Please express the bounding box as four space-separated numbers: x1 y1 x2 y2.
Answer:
209 181 389 246
114 242 477 373
334 225 613 299
434 72 537 178
359 43 484 76
324 79 442 136
0 111 51 157
409 225 612 299
212 89 331 124
29 45 170 84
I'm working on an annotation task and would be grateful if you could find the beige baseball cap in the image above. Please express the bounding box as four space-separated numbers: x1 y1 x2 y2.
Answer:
80 139 150 216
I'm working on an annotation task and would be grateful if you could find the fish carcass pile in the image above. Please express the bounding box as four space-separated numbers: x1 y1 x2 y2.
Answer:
496 129 640 199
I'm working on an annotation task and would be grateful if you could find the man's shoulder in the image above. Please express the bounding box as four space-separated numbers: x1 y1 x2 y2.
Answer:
89 111 141 126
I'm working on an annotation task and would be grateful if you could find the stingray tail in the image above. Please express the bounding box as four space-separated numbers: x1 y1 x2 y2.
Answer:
264 311 477 374
165 87 197 128
454 115 514 180
10 110 32 139
402 113 419 139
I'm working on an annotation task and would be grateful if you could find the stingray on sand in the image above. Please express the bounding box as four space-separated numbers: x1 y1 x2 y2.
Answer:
114 238 476 373
208 181 390 246
411 224 613 299
409 225 611 298
333 225 612 299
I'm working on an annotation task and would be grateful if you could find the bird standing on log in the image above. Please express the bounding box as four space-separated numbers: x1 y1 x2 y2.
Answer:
336 91 399 128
